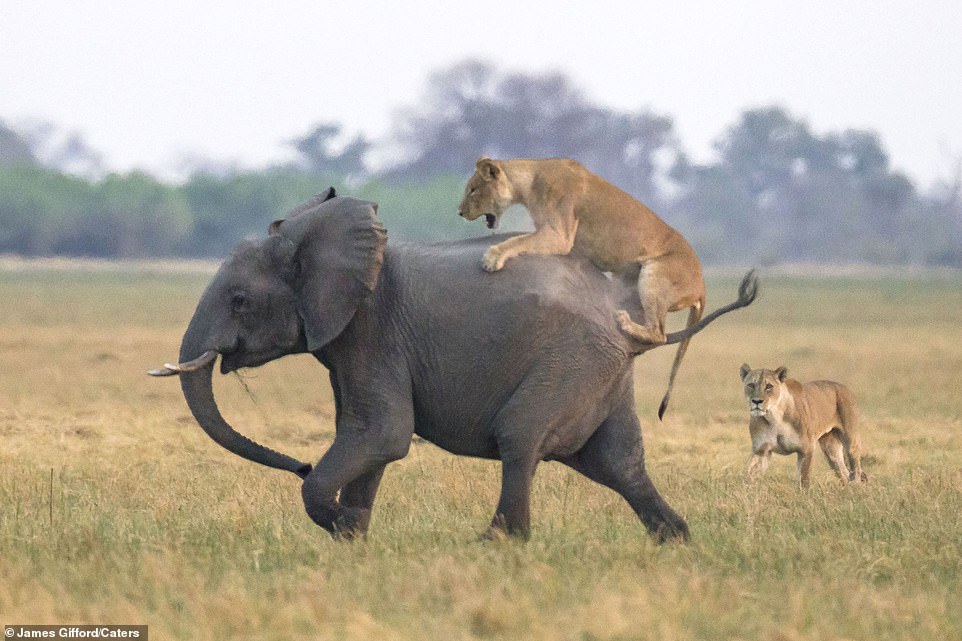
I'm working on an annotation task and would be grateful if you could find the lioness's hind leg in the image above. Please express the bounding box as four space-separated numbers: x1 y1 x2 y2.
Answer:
845 432 866 482
616 262 669 345
819 430 851 483
615 310 665 345
836 391 866 482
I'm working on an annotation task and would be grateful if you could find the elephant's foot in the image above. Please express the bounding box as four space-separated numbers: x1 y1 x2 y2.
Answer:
480 513 529 542
303 497 371 540
332 507 372 540
643 506 690 544
480 525 510 542
651 519 689 544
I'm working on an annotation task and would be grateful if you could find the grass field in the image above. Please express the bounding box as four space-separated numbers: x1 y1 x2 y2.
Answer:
1 262 960 640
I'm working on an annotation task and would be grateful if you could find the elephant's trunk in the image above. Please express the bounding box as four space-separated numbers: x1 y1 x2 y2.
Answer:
178 359 312 479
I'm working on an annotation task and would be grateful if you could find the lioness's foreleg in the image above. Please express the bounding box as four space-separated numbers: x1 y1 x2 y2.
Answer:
482 227 576 272
745 451 771 480
796 450 815 488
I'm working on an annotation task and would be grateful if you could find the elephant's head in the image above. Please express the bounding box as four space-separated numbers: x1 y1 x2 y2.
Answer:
149 188 387 478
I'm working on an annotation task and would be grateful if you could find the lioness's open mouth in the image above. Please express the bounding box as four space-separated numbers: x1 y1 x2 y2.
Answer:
484 214 497 229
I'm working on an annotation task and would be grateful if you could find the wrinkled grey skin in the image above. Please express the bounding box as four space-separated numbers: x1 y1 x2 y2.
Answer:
153 190 757 543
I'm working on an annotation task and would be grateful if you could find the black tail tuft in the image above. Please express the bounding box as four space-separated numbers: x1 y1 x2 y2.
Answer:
738 268 760 306
658 395 669 421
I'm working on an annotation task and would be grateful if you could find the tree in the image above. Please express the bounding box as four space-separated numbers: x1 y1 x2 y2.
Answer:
181 169 330 257
671 106 922 263
0 166 93 255
290 123 369 180
385 60 677 207
0 121 36 167
15 121 104 178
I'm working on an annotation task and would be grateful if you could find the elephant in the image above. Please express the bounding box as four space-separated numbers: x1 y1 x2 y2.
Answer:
150 189 758 542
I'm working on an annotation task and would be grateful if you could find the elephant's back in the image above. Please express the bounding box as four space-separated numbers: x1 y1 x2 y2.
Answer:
381 238 634 454
389 236 621 320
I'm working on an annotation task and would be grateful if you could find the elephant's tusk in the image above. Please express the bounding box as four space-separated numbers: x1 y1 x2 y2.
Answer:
147 350 218 376
147 366 179 377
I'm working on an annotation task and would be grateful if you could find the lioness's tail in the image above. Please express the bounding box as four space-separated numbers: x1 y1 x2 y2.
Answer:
658 302 704 421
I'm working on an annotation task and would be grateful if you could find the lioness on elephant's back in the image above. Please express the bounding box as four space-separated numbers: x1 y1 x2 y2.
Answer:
457 156 707 420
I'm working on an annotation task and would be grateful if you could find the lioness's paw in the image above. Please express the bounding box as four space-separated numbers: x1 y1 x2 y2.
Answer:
482 248 505 272
615 310 636 333
615 310 664 345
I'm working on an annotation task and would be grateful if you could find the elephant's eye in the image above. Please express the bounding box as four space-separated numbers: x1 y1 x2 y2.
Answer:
230 292 251 314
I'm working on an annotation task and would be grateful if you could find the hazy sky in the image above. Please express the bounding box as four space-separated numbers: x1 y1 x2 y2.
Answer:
2 1 960 186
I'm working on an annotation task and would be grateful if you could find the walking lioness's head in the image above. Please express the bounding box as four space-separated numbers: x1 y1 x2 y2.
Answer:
740 364 788 417
458 158 513 229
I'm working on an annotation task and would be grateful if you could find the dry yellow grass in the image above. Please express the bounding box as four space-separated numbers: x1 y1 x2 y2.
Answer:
1 266 960 640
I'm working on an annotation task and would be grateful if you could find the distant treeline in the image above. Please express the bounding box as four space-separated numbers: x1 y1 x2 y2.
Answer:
1 59 960 264
0 166 488 258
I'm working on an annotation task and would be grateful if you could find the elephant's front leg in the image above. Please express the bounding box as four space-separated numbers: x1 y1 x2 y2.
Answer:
337 465 387 537
302 436 404 539
484 458 538 540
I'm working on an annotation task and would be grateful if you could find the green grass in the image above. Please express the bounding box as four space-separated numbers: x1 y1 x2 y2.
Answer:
1 264 960 640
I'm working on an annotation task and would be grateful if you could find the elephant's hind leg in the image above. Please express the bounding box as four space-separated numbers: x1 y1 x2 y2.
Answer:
561 402 689 543
484 456 539 540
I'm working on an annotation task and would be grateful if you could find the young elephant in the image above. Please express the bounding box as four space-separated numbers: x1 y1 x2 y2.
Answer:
740 364 866 487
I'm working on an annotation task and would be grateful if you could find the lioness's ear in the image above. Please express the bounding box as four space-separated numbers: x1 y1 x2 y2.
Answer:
477 158 500 181
739 363 751 380
775 366 788 382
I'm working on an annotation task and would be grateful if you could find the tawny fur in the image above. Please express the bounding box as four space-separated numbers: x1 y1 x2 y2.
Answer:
458 157 706 419
739 364 866 487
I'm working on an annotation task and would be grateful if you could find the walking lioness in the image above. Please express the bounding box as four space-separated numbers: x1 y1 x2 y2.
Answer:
740 364 866 487
458 157 705 419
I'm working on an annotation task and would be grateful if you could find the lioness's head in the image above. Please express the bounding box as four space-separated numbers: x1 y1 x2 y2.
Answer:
458 158 513 230
740 364 788 417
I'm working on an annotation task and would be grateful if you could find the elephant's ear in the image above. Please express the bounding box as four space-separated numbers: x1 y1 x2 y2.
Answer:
268 187 337 235
271 195 386 351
